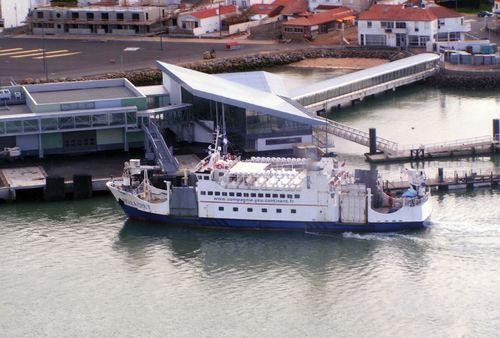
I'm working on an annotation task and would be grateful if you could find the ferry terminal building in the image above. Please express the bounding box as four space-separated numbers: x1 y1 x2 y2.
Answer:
0 62 323 158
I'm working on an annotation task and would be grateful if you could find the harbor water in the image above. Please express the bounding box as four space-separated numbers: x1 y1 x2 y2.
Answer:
1 68 499 337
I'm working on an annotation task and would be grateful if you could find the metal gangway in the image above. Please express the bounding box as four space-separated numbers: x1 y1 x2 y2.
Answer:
143 121 179 174
315 119 400 154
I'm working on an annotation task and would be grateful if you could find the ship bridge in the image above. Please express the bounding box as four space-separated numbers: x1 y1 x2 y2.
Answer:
291 53 440 112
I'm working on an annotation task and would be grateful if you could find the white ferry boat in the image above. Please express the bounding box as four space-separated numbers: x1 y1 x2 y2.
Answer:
107 136 432 233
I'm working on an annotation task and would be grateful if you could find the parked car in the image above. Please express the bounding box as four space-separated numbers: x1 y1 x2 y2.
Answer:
477 11 493 17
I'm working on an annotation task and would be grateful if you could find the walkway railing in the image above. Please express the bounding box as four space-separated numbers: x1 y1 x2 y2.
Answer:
397 135 498 155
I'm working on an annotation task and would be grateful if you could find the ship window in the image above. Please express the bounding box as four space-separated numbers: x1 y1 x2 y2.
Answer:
243 193 249 197
287 194 292 199
233 207 238 212
279 194 285 198
265 194 271 198
208 191 213 196
262 208 267 213
247 208 253 212
236 193 242 197
291 209 296 214
229 192 235 197
250 193 256 197
222 192 227 196
258 193 263 198
201 191 206 195
219 206 224 211
272 194 278 198
215 191 220 196
276 209 282 213
294 194 300 199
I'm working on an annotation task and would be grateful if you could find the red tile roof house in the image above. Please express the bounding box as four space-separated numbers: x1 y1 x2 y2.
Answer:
282 7 355 40
357 4 469 47
272 0 310 20
247 3 284 20
177 5 238 36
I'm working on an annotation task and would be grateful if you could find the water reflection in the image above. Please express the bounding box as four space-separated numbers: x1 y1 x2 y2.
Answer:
114 220 431 279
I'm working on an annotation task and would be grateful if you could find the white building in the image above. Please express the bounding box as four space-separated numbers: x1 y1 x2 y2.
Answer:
308 0 372 13
177 5 237 36
358 4 470 48
0 0 49 32
494 0 500 14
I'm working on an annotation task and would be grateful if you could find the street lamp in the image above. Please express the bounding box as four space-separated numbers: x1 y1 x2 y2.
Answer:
41 26 48 82
158 0 163 51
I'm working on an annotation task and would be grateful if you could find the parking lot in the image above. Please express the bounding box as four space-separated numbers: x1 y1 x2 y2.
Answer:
0 36 287 84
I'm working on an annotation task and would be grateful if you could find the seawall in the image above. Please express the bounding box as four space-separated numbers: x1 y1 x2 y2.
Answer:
427 68 500 89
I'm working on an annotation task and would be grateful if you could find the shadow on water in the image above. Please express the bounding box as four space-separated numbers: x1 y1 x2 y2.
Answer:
114 219 432 276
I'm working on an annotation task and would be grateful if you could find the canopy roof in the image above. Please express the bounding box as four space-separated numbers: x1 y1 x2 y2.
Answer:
157 61 322 126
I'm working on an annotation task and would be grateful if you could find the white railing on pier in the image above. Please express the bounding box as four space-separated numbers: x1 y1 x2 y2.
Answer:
397 135 498 155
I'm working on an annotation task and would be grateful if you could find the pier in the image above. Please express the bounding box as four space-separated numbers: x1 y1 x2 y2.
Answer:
314 119 500 163
385 168 500 192
292 53 440 113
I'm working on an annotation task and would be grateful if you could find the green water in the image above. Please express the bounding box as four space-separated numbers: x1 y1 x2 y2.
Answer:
0 68 499 337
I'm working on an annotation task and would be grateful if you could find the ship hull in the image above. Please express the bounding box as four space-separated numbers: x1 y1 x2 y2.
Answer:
120 203 428 233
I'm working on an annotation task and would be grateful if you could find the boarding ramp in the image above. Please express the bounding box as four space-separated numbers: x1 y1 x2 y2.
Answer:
292 53 440 112
143 121 179 174
315 119 400 154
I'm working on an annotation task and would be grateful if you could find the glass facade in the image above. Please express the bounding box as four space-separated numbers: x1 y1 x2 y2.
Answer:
0 111 137 136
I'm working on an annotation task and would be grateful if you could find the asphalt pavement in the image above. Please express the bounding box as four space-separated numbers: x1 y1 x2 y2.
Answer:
466 14 500 44
0 36 290 84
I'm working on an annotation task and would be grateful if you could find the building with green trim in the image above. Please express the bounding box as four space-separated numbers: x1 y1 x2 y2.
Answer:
0 79 152 157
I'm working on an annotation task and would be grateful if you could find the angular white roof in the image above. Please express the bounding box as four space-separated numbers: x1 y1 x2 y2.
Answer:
156 61 323 126
214 71 289 97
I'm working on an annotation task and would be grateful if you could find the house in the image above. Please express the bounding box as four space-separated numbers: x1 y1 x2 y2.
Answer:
357 4 470 48
494 0 500 14
177 5 237 36
30 5 173 35
308 0 372 13
273 0 309 19
0 0 49 32
247 3 283 20
282 7 355 40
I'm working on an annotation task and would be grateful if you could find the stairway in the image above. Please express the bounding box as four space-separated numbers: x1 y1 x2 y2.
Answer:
143 121 179 174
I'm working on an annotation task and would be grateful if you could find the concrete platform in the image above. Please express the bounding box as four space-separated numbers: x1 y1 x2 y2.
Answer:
0 166 47 189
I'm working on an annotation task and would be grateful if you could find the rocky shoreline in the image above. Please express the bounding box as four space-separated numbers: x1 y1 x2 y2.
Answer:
19 48 500 89
427 68 500 89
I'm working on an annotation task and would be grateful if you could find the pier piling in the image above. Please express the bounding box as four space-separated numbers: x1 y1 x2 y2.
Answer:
369 128 377 155
45 176 65 202
73 175 93 199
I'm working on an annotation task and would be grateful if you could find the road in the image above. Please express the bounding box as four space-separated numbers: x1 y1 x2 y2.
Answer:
466 14 500 44
0 36 292 84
